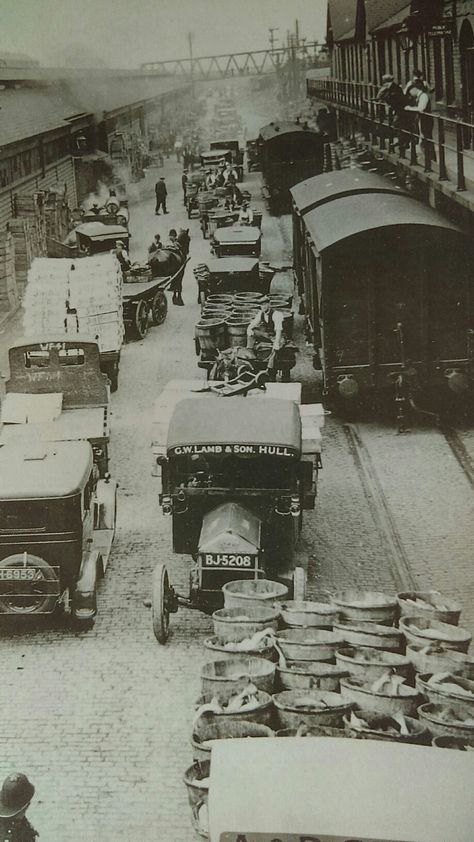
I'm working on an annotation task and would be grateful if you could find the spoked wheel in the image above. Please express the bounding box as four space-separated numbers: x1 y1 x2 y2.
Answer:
151 290 168 326
152 563 171 644
132 300 149 340
293 566 306 601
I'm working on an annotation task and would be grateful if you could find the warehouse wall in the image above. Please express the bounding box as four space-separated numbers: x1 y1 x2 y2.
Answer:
0 156 77 230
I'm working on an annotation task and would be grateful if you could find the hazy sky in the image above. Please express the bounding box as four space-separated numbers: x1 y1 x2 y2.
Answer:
1 0 327 68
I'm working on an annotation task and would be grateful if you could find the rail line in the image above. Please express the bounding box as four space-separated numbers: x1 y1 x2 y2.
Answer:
343 423 417 592
440 426 474 491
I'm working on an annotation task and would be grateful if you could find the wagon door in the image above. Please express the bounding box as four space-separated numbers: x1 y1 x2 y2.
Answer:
373 235 425 368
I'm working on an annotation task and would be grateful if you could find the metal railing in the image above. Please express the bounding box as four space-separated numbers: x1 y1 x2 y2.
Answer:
307 78 474 193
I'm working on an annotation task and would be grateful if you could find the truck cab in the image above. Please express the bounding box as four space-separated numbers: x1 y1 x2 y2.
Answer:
0 440 116 625
1 337 111 477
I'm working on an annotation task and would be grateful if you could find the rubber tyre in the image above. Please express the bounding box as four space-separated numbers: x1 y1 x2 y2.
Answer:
293 566 306 602
151 290 168 326
0 553 59 615
152 563 170 644
133 300 149 340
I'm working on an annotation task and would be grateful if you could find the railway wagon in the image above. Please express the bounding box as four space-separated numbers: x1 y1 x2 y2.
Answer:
291 170 474 417
257 120 325 211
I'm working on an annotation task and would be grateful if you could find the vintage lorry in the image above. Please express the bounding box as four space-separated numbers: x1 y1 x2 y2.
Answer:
149 379 323 642
0 439 116 627
23 254 123 391
0 337 111 478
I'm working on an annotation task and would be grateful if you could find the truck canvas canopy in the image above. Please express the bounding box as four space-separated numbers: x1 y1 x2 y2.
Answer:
167 398 301 456
209 738 474 842
213 227 261 245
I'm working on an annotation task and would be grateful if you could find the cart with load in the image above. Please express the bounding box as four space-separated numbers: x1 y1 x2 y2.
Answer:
194 257 273 303
211 226 262 258
185 171 210 219
149 380 324 642
122 246 189 339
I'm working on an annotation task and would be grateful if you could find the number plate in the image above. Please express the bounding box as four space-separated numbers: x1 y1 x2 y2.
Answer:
0 568 43 581
200 553 256 569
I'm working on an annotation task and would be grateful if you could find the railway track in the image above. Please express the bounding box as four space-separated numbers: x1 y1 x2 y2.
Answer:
440 426 474 491
343 423 417 592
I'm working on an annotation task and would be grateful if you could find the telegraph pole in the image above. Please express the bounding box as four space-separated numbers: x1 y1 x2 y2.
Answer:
268 27 279 54
187 32 195 97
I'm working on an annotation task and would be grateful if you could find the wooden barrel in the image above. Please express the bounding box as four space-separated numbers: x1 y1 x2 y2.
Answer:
225 318 250 348
195 319 226 351
222 579 288 610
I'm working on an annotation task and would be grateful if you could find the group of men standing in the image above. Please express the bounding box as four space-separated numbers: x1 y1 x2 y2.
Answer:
376 69 435 164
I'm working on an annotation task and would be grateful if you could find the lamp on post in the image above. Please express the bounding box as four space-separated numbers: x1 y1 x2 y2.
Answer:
396 13 423 53
397 24 414 53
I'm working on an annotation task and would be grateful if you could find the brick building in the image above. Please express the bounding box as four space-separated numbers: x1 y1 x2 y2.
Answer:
327 1 473 121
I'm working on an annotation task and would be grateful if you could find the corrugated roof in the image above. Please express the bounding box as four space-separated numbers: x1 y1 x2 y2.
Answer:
0 75 186 149
167 398 301 452
327 0 359 41
0 88 73 147
302 192 464 255
365 0 410 33
60 75 185 117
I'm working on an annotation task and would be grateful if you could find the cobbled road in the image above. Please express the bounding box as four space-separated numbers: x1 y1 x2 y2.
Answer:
0 91 473 841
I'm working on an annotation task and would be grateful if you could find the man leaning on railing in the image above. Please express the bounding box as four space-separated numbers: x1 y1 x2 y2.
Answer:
376 73 413 154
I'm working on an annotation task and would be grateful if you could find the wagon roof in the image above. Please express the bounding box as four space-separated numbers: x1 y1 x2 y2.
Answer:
258 121 318 141
0 440 92 499
291 168 404 214
213 227 261 244
209 737 474 841
302 190 465 254
167 398 301 452
205 257 259 273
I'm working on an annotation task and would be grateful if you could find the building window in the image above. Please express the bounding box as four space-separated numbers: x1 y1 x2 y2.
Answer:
444 36 455 104
433 37 444 100
387 37 394 74
377 39 386 78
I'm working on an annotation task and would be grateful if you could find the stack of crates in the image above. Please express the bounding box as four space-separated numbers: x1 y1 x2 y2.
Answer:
23 255 124 353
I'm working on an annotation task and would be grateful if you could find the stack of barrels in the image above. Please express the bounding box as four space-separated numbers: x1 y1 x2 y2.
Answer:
194 291 294 356
183 583 474 838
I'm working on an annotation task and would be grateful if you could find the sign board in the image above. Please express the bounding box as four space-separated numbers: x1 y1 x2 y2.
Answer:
169 444 297 458
428 23 453 36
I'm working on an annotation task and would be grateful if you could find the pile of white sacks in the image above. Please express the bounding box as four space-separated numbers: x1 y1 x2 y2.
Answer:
23 255 124 352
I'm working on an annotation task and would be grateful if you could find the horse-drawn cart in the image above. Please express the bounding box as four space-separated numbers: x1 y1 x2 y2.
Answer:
123 253 189 339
